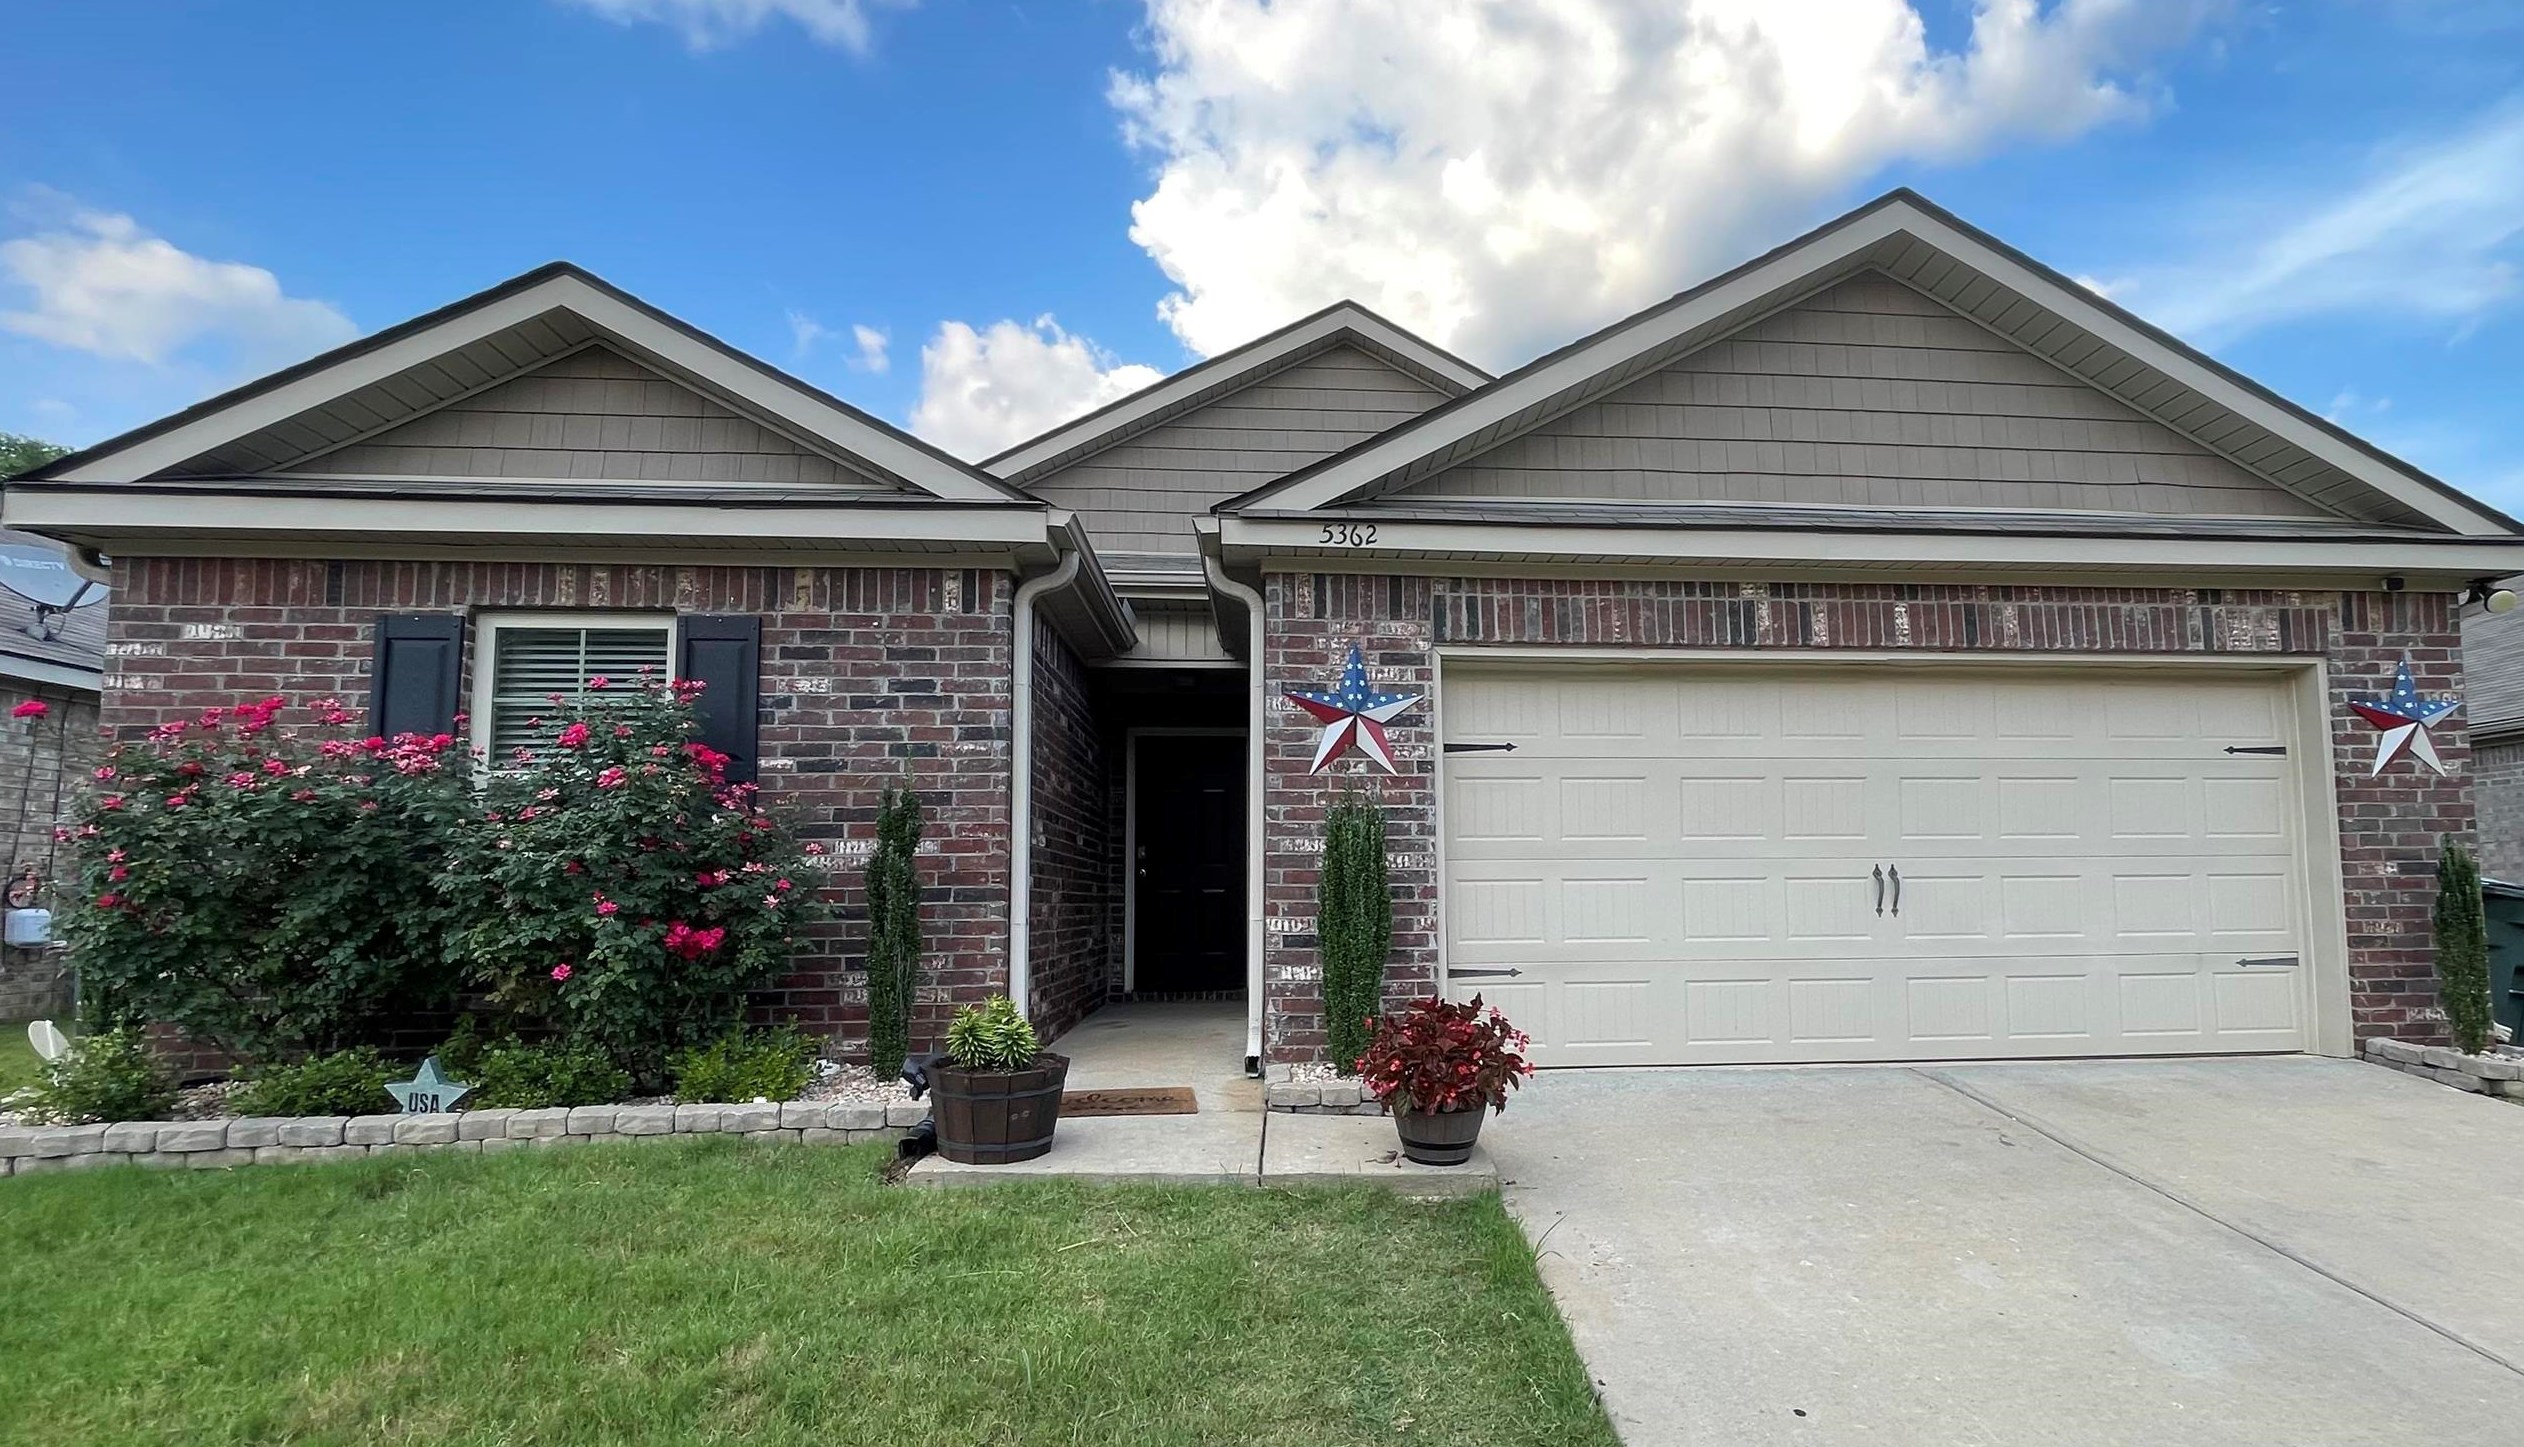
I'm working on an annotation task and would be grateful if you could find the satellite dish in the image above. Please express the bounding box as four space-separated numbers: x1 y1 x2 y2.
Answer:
0 542 101 609
27 1019 68 1062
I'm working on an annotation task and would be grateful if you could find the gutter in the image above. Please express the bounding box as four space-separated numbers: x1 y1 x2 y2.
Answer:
1201 549 1270 1072
1006 545 1083 1023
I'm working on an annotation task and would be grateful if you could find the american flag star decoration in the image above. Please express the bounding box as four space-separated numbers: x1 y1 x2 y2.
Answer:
1286 644 1420 774
2349 655 2460 777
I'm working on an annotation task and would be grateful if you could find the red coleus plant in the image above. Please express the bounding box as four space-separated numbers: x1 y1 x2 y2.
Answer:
1354 995 1534 1116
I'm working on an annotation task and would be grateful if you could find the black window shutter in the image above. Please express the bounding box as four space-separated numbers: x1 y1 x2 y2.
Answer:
366 613 465 739
676 614 761 785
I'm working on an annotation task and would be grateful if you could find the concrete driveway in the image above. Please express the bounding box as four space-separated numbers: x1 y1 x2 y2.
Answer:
1487 1058 2524 1445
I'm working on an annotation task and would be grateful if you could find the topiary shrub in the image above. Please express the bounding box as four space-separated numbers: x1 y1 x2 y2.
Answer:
57 696 472 1059
231 1047 396 1117
441 676 824 1084
944 996 1039 1072
863 784 923 1078
2435 839 2495 1054
22 1027 175 1124
1318 792 1392 1073
670 1024 817 1103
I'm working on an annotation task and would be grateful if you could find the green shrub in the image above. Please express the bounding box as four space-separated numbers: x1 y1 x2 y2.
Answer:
458 1037 633 1110
670 1025 817 1103
59 696 473 1058
231 1047 395 1117
23 1027 175 1124
864 784 924 1079
440 678 824 1083
944 996 1038 1072
1319 792 1392 1072
2435 840 2496 1054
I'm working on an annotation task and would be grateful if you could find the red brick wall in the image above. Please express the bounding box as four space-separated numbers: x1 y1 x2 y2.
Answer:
1260 575 2472 1062
104 558 1017 1059
1025 613 1111 1041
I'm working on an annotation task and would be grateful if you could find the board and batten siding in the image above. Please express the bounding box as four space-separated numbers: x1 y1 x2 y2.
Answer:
1397 273 2326 517
1028 345 1448 556
284 345 888 487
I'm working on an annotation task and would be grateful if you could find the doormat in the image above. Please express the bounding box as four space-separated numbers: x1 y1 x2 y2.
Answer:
1061 1086 1199 1117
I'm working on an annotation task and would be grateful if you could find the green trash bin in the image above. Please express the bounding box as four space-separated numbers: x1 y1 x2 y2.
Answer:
2482 878 2524 1042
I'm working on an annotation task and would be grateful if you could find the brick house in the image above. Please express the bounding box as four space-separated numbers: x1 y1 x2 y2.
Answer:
12 190 2523 1069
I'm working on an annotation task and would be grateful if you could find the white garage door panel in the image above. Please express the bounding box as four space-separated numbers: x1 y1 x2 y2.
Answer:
1444 667 2309 1066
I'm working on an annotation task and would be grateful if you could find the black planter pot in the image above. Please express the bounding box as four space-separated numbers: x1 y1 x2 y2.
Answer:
927 1053 1069 1165
1392 1104 1485 1166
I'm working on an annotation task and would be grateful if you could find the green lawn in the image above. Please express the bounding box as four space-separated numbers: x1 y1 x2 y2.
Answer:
0 1139 1615 1447
0 1020 45 1097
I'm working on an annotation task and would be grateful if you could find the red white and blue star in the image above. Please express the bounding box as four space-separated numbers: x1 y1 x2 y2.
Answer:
1286 644 1420 774
2349 656 2460 777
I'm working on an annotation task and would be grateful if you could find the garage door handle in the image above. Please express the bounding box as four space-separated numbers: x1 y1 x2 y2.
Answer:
2235 955 2300 969
1888 866 1902 917
1872 865 1885 916
1451 968 1524 979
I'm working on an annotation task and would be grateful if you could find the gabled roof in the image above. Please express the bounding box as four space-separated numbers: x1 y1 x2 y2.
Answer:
981 300 1487 485
20 262 1033 506
1220 191 2522 537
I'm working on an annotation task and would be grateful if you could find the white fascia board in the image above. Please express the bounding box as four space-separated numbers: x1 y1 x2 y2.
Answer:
0 654 102 692
1237 217 1903 515
5 487 1056 554
984 304 1486 481
1216 515 2524 583
56 274 1016 506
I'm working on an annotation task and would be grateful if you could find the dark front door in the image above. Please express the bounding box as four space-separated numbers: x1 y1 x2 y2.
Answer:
1132 733 1245 994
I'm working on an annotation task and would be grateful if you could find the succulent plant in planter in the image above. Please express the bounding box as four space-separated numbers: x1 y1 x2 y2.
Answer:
926 996 1069 1165
1356 995 1533 1166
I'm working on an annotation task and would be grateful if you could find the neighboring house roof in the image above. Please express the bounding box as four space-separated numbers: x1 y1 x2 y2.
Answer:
2464 602 2524 739
982 301 1489 486
1219 191 2523 540
0 528 104 693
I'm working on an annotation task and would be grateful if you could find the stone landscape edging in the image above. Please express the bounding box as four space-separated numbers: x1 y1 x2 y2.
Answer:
0 1098 930 1175
2363 1037 2524 1101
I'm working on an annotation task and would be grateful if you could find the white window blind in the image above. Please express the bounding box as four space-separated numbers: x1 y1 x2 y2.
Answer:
483 624 672 761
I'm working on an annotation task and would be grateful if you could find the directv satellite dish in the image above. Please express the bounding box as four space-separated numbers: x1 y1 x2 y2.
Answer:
0 542 99 609
27 1019 68 1063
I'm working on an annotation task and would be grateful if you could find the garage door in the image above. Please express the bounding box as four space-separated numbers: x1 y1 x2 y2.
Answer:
1442 666 2309 1065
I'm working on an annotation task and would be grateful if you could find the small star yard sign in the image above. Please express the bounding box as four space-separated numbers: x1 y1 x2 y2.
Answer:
2349 655 2461 777
1286 644 1422 774
386 1056 473 1115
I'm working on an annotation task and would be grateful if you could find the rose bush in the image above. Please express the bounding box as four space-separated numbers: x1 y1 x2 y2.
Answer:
440 676 823 1082
58 696 473 1058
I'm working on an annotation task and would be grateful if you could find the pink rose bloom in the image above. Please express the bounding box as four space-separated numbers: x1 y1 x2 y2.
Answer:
595 766 627 789
763 893 782 908
100 796 125 811
595 900 619 917
556 721 590 749
550 963 573 982
96 892 120 908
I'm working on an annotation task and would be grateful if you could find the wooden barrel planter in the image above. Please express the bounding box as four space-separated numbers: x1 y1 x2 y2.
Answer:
1392 1105 1485 1166
928 1053 1070 1164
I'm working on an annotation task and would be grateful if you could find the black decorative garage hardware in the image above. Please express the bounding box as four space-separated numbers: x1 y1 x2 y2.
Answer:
2223 745 2287 756
1443 742 1518 754
1450 967 1524 979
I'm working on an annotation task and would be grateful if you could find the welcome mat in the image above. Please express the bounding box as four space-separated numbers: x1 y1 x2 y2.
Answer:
1060 1086 1199 1117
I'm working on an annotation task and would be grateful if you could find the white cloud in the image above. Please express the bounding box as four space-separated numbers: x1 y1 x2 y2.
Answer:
560 0 910 52
0 207 355 371
850 323 890 373
1112 0 2220 368
786 309 834 356
909 316 1163 459
2118 103 2524 346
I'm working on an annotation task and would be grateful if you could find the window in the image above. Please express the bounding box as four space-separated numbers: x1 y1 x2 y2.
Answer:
471 613 674 764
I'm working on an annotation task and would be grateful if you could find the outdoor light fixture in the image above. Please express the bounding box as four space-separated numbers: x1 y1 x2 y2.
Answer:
2467 579 2520 614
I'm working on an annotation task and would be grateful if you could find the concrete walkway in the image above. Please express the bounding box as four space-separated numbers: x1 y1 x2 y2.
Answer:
1488 1058 2524 1446
903 1000 1496 1192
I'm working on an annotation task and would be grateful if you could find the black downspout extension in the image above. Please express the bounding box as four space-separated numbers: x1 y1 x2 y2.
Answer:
896 1054 940 1162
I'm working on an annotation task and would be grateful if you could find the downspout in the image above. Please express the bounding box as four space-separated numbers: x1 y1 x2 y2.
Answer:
1007 546 1082 1021
1203 555 1269 1072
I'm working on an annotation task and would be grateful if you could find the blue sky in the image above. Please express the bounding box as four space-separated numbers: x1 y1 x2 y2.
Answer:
5 1 2523 509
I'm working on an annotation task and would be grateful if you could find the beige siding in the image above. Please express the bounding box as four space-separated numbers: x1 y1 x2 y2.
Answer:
1032 345 1446 555
1121 601 1233 663
285 345 888 487
1399 273 2325 516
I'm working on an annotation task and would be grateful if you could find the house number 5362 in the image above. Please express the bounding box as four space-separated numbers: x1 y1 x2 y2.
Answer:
1319 523 1379 547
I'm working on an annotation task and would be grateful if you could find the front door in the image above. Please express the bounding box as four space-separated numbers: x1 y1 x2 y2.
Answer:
1132 733 1245 994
